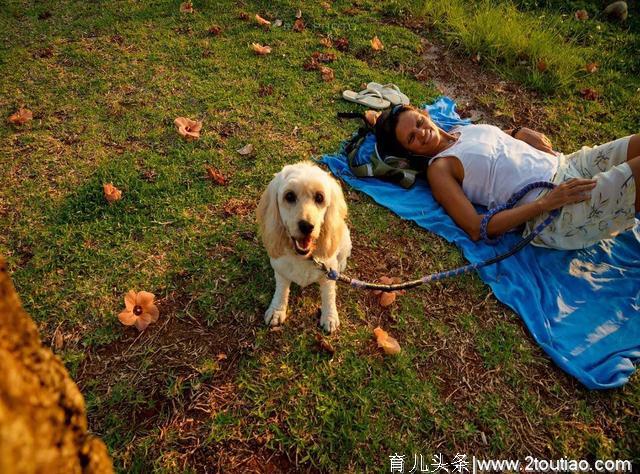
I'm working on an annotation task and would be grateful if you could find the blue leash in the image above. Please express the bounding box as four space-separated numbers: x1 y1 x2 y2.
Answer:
312 181 559 292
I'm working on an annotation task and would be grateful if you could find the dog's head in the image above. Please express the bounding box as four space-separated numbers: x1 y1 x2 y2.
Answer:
256 162 347 259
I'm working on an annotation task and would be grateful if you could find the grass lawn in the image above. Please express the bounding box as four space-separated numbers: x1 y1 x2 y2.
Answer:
1 0 638 471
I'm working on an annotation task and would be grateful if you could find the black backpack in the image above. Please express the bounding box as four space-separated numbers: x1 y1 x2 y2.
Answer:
338 112 422 189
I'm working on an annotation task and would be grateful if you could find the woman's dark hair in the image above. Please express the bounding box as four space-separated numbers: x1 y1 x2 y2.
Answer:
374 104 414 157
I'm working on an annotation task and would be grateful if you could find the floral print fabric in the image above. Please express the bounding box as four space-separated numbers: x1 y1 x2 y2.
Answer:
526 136 636 250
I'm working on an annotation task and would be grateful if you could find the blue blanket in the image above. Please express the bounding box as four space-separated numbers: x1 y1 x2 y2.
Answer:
322 96 640 389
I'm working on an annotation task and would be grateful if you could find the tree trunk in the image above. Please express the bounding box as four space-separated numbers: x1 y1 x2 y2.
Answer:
0 257 113 474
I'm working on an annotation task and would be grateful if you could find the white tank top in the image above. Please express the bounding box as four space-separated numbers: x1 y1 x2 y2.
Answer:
428 124 559 208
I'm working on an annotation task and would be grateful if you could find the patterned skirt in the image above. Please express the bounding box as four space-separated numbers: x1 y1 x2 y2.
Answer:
525 136 637 250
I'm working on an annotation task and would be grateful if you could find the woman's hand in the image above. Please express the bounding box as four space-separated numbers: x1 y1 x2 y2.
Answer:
539 178 597 211
514 127 554 154
365 110 381 127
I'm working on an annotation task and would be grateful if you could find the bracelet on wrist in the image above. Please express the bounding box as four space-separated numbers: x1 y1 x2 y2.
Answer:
511 126 523 139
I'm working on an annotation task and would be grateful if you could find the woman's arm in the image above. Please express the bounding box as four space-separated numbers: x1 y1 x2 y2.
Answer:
427 158 597 241
504 126 554 154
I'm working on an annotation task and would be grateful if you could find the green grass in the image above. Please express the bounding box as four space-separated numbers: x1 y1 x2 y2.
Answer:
406 0 589 93
1 0 639 472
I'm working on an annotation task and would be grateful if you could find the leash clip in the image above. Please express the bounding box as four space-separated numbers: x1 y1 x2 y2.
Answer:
311 256 339 280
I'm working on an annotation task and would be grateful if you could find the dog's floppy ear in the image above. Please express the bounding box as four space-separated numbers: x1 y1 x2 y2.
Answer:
315 175 347 259
257 172 290 259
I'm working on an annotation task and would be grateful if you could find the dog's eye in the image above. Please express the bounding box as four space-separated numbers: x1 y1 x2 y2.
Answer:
284 191 296 203
314 192 324 204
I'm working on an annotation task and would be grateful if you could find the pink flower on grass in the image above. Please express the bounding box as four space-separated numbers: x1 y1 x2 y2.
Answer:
118 290 159 331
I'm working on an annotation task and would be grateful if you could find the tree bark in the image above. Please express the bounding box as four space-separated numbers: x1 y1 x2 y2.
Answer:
0 257 113 474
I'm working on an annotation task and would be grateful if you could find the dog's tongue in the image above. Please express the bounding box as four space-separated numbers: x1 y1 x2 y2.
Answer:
300 235 312 249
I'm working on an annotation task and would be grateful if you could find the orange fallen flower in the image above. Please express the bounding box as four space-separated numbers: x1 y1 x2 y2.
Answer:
118 290 160 332
371 35 384 51
255 14 271 27
251 43 271 55
174 117 203 140
103 183 122 203
373 326 401 355
8 108 33 125
585 62 598 73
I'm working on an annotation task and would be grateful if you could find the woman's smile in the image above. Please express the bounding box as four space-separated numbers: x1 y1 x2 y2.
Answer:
395 110 444 156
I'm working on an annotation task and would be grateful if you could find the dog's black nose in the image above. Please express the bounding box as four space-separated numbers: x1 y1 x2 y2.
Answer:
298 220 314 235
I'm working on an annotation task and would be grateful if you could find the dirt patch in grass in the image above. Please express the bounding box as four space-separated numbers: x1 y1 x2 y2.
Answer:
415 37 549 131
76 290 299 472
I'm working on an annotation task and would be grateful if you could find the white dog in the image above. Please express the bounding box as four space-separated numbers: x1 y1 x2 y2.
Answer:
256 162 351 333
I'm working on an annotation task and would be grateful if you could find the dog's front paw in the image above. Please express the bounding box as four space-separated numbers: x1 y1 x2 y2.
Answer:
320 311 340 333
264 306 288 327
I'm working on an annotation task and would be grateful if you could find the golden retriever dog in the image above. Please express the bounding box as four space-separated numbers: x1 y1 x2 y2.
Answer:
256 162 351 333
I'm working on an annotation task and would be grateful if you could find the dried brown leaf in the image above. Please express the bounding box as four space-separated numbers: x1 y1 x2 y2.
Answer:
236 143 254 155
208 24 222 36
251 43 271 55
303 57 319 71
379 292 396 307
370 35 384 51
580 88 599 101
319 37 333 48
205 165 228 185
255 14 271 27
312 51 336 63
315 334 335 355
373 327 401 355
585 62 598 73
334 37 349 51
180 1 194 13
537 59 547 72
8 108 33 125
319 66 334 82
575 9 589 21
293 18 305 32
54 330 64 351
103 183 122 203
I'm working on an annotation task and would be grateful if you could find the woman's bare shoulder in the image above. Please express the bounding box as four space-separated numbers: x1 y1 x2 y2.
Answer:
428 155 463 182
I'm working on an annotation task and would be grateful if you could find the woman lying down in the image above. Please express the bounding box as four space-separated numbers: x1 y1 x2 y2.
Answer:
368 106 639 250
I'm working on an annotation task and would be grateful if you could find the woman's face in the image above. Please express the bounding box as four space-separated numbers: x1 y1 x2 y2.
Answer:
395 109 442 156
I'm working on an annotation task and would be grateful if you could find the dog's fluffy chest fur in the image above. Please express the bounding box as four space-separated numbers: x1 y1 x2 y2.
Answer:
271 227 351 288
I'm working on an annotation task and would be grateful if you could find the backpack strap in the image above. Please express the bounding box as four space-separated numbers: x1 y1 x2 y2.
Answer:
347 139 418 188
